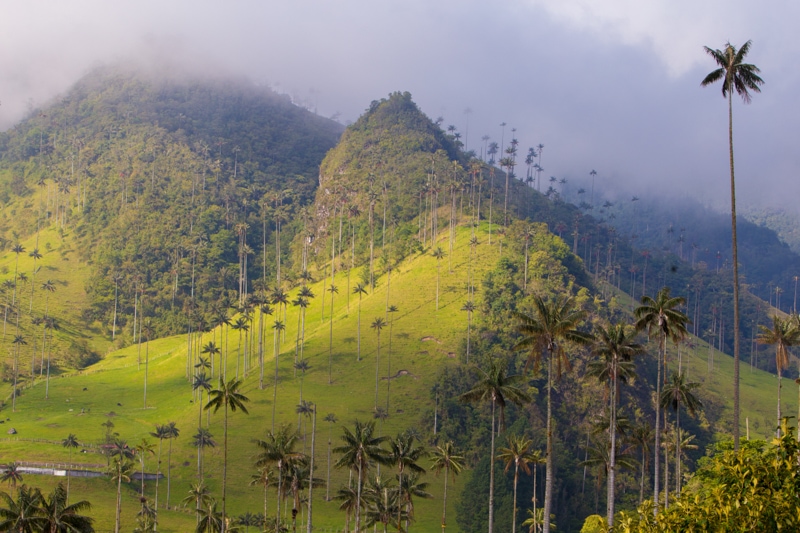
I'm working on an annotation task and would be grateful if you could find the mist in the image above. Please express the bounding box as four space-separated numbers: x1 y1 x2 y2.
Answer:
1 0 797 210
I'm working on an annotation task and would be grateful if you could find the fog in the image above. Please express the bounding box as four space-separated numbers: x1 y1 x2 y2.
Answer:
1 0 797 210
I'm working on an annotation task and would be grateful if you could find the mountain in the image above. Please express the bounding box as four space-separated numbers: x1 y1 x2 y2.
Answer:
0 64 343 346
0 76 795 532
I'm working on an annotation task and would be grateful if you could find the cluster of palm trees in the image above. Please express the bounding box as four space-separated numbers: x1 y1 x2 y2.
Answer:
1 241 59 412
0 483 94 532
458 287 703 532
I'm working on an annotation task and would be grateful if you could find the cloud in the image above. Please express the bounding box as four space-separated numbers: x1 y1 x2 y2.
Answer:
0 0 795 210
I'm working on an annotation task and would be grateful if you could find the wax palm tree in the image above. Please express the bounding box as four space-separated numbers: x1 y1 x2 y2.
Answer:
272 319 285 431
702 40 763 450
161 422 180 511
61 433 79 504
757 315 800 436
362 475 402 532
196 501 224 533
249 466 274 528
327 284 339 384
432 247 446 311
396 471 431 530
514 295 592 533
253 424 302 533
182 483 213 526
0 462 22 490
324 413 337 501
11 334 26 412
386 305 399 413
635 287 688 514
335 485 358 533
10 244 24 309
296 400 314 446
193 373 212 428
27 249 41 315
0 484 45 532
192 428 216 481
38 482 95 533
587 322 644 527
109 442 135 533
461 301 476 364
388 430 426 528
353 282 368 362
334 420 391 533
371 317 387 409
497 435 536 533
630 422 653 507
430 441 464 531
236 512 260 533
149 424 169 514
460 358 532 533
205 378 250 532
142 319 154 409
660 371 701 498
134 438 156 500
294 359 310 404
579 439 638 516
201 342 221 379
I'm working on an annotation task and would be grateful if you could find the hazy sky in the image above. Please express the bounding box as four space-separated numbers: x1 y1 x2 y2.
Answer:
1 0 797 209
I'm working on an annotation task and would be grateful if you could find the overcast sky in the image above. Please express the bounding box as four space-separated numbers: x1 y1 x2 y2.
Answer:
1 0 796 210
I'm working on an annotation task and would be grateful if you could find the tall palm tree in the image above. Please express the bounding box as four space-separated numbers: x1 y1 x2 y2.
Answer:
334 420 391 533
371 317 387 409
353 283 368 362
193 372 212 428
630 422 653 507
587 323 644 527
27 248 42 314
196 501 224 533
660 371 701 499
396 471 431 531
430 441 464 531
134 438 156 500
515 295 592 533
388 430 426 528
149 424 169 516
142 319 154 409
61 433 80 504
11 334 26 412
386 305 399 413
497 435 536 533
324 413 338 501
205 378 250 532
249 466 274 528
0 462 23 490
272 319 285 431
757 315 800 437
201 341 221 379
432 248 446 311
192 428 216 482
460 358 532 533
0 484 45 532
109 440 135 533
461 301 476 364
163 422 180 511
253 424 302 532
10 244 24 310
702 40 764 450
182 482 213 526
38 482 95 533
634 286 689 515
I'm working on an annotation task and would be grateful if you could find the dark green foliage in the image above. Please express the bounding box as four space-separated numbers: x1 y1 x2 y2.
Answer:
0 64 342 338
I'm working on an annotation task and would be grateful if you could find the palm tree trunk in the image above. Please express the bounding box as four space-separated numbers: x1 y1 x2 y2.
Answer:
488 396 496 533
728 87 742 451
222 405 228 533
357 296 362 362
607 359 617 528
167 439 173 510
307 408 316 533
374 333 381 409
778 373 783 437
653 336 664 516
116 469 122 533
675 407 681 496
544 351 554 533
512 462 519 533
442 465 449 530
155 440 162 526
355 461 363 533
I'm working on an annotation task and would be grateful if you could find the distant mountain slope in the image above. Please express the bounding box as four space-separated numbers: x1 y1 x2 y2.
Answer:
0 65 343 342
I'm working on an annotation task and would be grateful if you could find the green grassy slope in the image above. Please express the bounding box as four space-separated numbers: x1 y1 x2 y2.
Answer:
0 221 499 531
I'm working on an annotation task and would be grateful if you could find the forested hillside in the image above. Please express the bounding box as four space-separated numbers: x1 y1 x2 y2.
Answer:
0 71 797 533
0 64 343 344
